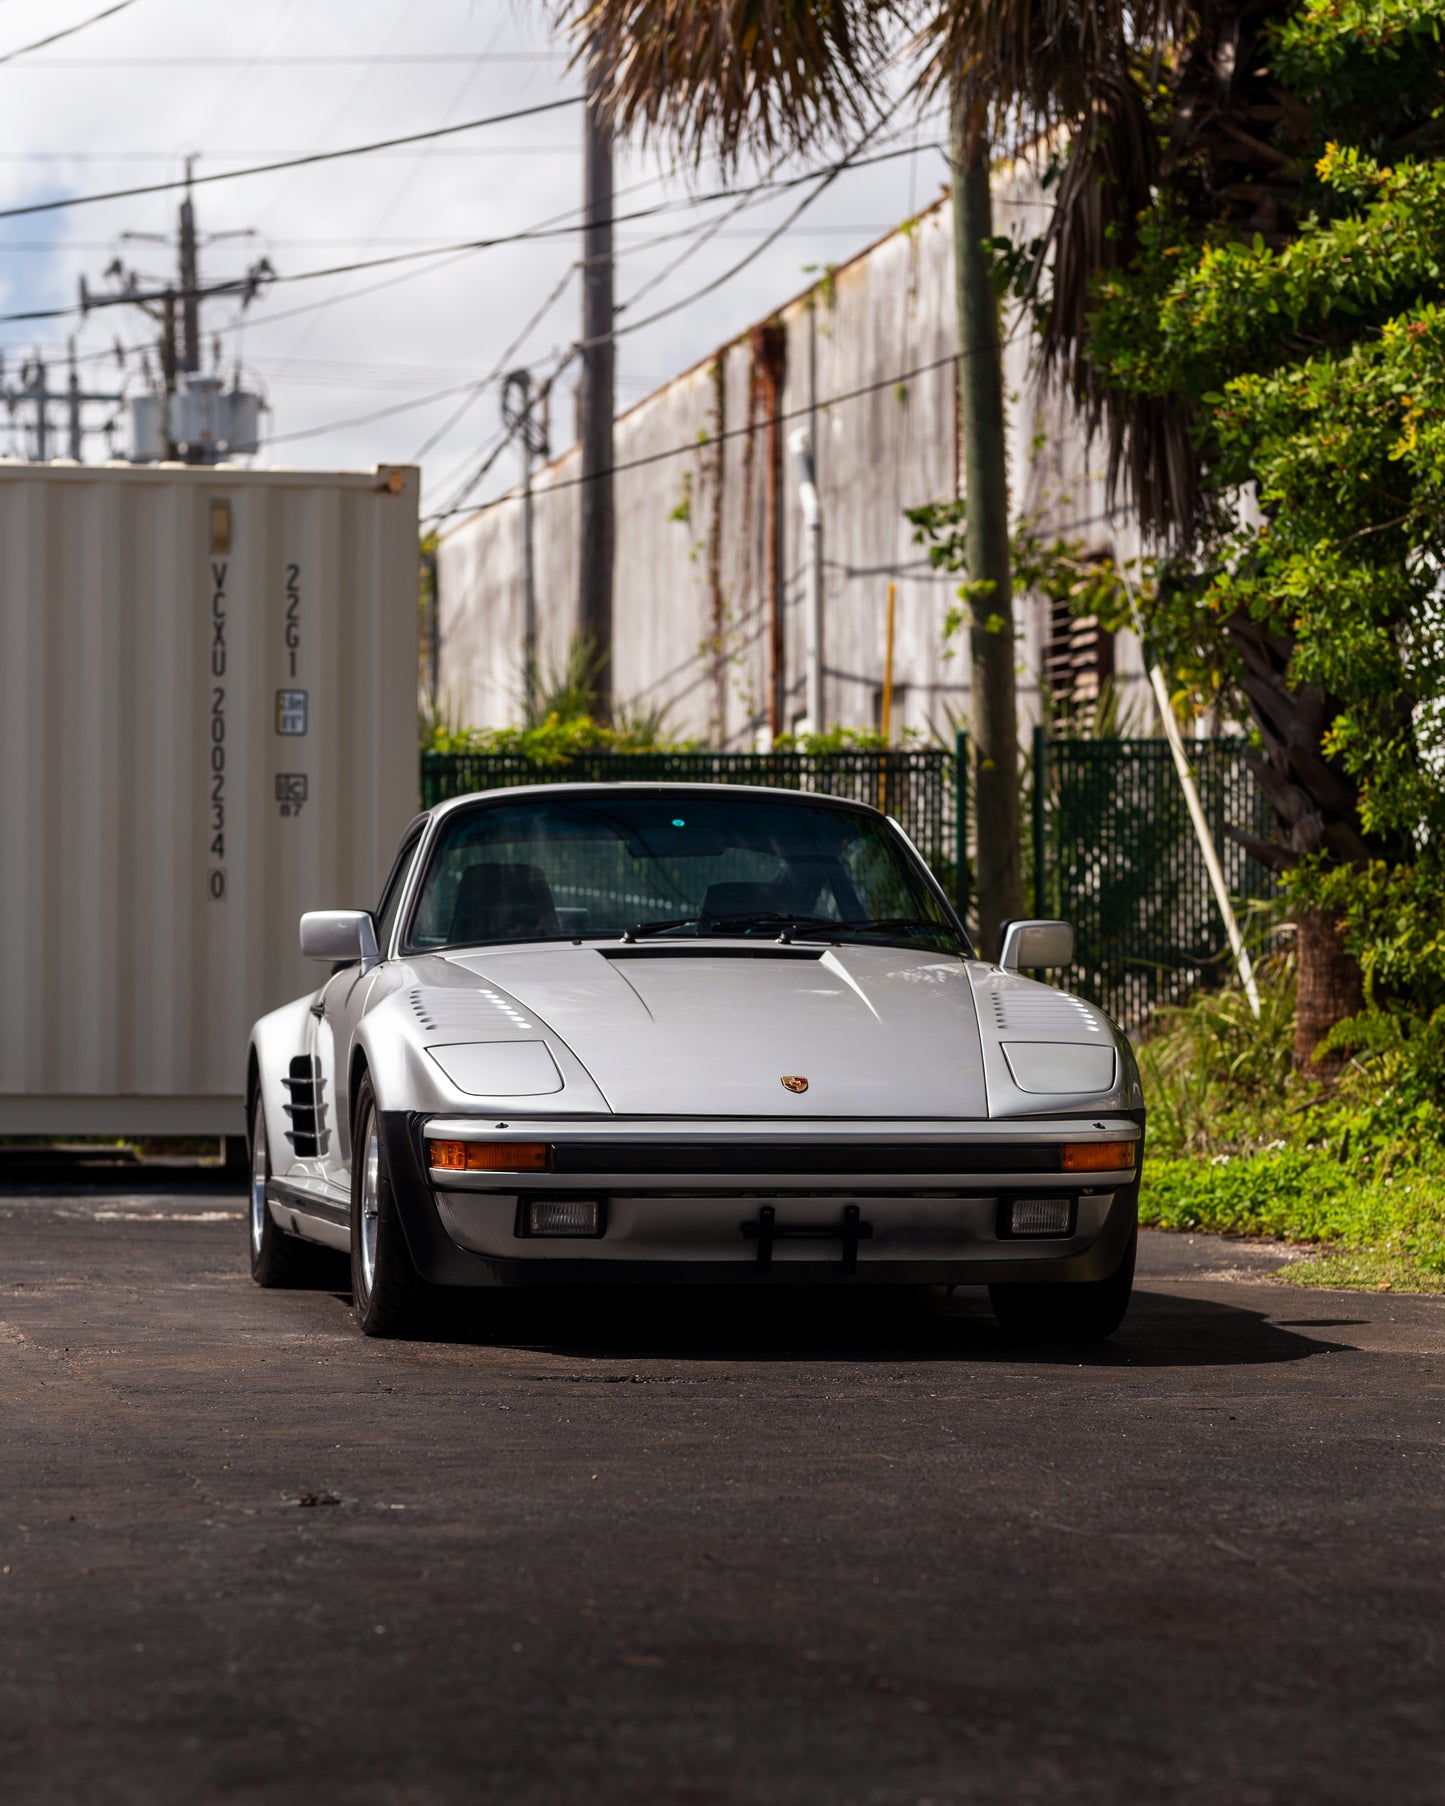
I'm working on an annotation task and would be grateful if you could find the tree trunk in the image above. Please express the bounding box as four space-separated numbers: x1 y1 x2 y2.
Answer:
1221 618 1375 1070
579 41 616 723
951 86 1023 958
1293 908 1364 1078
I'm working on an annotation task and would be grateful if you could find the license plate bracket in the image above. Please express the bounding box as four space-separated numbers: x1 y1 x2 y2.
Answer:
740 1203 874 1274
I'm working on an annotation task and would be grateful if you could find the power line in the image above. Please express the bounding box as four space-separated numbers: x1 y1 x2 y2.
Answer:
0 95 583 222
11 123 943 412
263 261 578 449
18 51 567 67
0 0 138 68
612 117 892 341
0 224 908 252
428 429 516 524
0 147 581 161
432 336 1024 527
263 0 469 384
246 128 933 455
411 261 578 462
0 140 945 327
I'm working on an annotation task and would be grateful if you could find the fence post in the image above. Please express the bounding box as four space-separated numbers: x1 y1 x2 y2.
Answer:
1032 724 1046 919
954 728 969 919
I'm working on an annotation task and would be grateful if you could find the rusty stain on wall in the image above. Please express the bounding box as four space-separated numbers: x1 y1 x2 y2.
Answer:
436 160 1150 748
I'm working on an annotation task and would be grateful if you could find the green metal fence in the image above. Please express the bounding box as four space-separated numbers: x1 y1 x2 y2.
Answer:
420 743 969 908
419 737 1274 1027
1033 732 1277 1027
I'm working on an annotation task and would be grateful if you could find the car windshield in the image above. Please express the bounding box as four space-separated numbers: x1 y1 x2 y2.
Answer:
404 793 967 955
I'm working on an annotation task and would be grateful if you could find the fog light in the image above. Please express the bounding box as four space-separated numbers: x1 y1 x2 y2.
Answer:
526 1200 602 1238
428 1139 549 1172
1061 1140 1135 1172
1009 1197 1074 1238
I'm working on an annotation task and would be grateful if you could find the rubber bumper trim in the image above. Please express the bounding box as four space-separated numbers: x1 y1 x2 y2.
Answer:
382 1110 1142 1291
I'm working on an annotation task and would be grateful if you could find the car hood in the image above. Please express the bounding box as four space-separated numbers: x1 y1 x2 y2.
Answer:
438 942 989 1118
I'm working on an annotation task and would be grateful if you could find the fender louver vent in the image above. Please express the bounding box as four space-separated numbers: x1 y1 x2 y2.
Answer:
991 990 1104 1037
282 1054 329 1157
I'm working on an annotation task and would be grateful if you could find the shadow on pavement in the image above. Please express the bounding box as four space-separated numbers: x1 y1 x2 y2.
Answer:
351 1281 1357 1370
0 1163 242 1196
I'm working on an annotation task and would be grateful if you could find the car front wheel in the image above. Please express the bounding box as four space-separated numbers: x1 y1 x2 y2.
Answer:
350 1076 426 1337
248 1083 313 1287
988 1228 1137 1344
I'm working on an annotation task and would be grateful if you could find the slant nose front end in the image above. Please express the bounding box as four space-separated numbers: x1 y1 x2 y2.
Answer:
377 1115 1142 1289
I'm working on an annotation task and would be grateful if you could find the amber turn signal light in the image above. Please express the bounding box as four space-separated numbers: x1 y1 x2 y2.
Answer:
1061 1140 1136 1172
428 1139 550 1172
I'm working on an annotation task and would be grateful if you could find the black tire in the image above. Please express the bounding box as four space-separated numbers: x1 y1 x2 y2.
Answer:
247 1080 315 1287
350 1075 427 1337
988 1228 1137 1344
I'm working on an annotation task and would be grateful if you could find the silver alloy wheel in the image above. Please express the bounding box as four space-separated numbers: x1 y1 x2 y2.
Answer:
360 1117 381 1299
250 1109 268 1257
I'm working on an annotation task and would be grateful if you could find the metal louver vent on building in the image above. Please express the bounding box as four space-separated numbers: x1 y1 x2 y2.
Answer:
991 990 1105 1037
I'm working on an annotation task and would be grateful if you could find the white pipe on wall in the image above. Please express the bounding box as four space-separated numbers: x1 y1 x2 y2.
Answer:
788 426 824 732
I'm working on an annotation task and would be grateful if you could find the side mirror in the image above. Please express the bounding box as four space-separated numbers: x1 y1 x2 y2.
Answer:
998 918 1075 971
300 909 379 966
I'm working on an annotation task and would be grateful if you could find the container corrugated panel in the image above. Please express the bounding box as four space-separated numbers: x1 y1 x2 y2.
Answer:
0 461 419 1135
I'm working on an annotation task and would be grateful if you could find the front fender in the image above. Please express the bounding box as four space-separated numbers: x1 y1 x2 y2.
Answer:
248 993 316 1173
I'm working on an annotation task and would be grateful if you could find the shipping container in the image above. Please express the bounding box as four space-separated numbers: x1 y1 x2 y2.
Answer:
0 460 420 1136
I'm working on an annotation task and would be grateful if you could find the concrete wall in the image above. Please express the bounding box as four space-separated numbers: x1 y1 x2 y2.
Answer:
436 159 1149 747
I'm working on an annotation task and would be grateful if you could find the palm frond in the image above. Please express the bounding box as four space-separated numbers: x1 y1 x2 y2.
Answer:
912 0 1197 121
554 1 894 169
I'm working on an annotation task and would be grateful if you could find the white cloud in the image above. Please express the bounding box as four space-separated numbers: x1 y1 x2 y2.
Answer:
0 0 948 513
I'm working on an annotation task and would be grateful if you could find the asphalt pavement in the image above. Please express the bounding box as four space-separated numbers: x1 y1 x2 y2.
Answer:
1 1179 1442 1805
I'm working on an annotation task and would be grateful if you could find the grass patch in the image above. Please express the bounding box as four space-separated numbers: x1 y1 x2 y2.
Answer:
1140 1149 1445 1291
1276 1247 1445 1293
1136 956 1445 1291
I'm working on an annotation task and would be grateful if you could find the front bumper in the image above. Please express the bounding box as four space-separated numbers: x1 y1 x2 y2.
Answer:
380 1112 1143 1290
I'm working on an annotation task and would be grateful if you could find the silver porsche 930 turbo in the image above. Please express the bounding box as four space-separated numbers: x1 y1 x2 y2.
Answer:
246 783 1143 1339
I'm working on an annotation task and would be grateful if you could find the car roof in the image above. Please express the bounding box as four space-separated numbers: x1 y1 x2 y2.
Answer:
422 780 890 826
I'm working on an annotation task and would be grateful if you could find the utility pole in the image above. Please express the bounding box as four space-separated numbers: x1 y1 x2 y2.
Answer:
2 345 121 462
502 368 550 726
67 342 82 459
178 155 201 375
30 354 46 461
951 79 1024 958
79 166 273 462
578 39 615 722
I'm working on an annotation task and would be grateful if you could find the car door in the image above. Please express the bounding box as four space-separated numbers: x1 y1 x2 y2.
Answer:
309 820 427 1195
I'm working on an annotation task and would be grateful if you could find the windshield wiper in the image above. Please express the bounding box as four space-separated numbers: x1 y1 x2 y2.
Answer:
621 912 959 946
622 911 839 943
781 915 962 945
621 915 699 941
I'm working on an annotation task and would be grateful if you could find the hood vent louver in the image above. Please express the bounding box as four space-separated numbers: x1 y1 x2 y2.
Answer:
407 985 536 1038
600 945 824 962
990 989 1105 1037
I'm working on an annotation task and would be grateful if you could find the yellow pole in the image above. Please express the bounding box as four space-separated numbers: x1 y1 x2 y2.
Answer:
880 580 897 810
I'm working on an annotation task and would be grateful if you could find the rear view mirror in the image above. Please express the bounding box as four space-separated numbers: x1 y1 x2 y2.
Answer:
300 910 379 965
998 919 1075 971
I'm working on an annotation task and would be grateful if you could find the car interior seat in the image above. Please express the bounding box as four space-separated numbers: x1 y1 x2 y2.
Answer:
449 863 561 943
697 879 788 929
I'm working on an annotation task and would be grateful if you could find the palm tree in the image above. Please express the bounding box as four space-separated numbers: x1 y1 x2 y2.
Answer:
556 2 1377 1059
557 1 1036 953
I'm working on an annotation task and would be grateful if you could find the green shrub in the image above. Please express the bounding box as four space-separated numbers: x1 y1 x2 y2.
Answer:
1140 1148 1445 1278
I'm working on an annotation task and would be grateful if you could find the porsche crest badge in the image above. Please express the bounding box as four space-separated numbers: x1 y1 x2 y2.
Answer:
780 1075 809 1094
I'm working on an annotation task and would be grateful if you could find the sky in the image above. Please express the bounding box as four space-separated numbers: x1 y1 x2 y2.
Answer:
0 0 951 519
